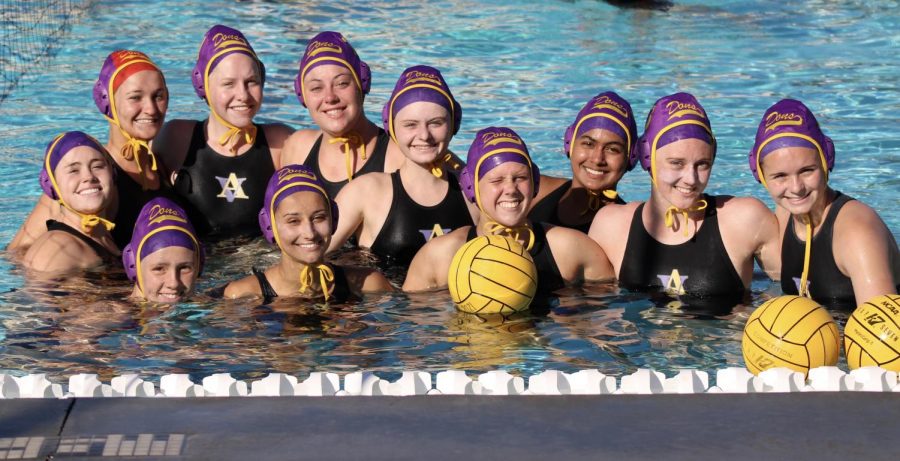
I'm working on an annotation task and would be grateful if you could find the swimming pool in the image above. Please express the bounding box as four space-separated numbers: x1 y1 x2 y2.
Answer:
0 0 897 383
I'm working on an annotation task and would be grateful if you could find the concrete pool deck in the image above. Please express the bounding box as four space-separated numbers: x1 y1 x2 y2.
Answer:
1 393 898 460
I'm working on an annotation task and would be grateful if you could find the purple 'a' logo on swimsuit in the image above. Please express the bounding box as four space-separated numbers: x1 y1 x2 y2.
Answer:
216 173 249 202
792 277 811 295
658 269 688 295
419 224 451 241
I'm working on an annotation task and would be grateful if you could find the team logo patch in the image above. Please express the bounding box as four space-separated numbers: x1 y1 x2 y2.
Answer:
658 269 688 295
216 173 249 202
419 224 450 241
792 277 811 295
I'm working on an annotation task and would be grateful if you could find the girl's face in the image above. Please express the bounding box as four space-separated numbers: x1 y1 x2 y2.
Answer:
760 146 828 216
274 191 332 265
652 138 713 210
569 128 628 192
138 246 198 303
302 64 363 136
54 146 115 214
393 101 452 165
477 162 533 228
208 53 263 128
113 70 168 141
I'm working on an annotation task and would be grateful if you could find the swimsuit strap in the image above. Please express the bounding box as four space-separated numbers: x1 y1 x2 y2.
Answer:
45 219 115 260
252 267 279 304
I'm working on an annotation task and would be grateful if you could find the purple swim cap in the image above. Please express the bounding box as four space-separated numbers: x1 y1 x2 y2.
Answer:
122 197 204 283
258 164 340 245
749 99 835 185
459 127 540 205
93 50 163 119
381 65 462 141
191 25 265 101
39 131 108 200
563 91 638 170
637 92 716 179
293 31 371 107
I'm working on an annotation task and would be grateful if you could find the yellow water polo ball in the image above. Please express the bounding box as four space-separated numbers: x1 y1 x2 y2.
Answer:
742 295 840 376
844 294 900 371
448 235 538 315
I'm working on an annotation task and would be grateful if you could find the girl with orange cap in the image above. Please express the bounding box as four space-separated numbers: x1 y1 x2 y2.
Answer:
326 65 477 267
154 25 294 238
9 50 171 251
588 93 780 302
280 31 406 199
23 132 119 273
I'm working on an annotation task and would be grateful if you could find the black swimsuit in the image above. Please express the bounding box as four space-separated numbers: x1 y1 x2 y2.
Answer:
369 171 473 266
172 121 274 238
618 196 745 299
303 127 390 199
45 219 118 263
528 180 625 233
251 265 354 305
781 192 866 308
466 221 565 295
110 163 172 249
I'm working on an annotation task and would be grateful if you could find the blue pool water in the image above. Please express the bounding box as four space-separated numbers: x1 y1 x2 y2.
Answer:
0 0 897 382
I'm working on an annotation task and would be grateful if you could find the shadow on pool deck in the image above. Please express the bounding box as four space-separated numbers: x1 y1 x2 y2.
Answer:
0 393 897 459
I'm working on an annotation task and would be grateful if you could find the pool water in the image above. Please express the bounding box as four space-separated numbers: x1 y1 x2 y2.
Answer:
0 0 897 383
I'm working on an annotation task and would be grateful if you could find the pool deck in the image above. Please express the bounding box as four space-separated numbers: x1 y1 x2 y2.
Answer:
1 393 898 459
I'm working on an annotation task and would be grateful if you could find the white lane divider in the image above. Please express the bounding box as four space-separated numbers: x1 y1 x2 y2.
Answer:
0 367 898 399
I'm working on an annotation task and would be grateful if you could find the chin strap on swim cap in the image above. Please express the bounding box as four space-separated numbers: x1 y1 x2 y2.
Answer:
299 263 335 302
214 116 257 153
664 199 708 237
59 200 116 233
581 189 619 216
483 221 535 252
428 153 462 179
798 214 813 298
104 118 158 188
328 133 365 181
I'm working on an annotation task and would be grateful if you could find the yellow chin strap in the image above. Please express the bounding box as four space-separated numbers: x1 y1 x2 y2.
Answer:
581 189 618 215
428 153 463 178
103 119 158 190
59 200 115 233
483 220 535 251
299 263 335 302
798 214 813 298
664 199 708 237
328 133 366 181
215 121 257 153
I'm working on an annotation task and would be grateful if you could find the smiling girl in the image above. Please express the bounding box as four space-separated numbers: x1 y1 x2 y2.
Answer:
280 31 405 199
23 132 119 273
529 91 637 233
224 165 393 303
403 127 613 293
749 99 899 307
589 93 780 301
123 197 203 304
326 65 477 267
155 25 293 238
